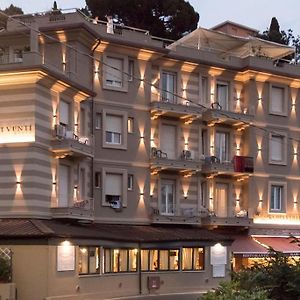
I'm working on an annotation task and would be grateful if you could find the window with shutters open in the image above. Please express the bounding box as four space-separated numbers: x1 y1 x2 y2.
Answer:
270 85 287 116
269 132 287 165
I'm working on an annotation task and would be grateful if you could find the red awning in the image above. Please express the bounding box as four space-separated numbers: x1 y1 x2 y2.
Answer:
232 236 269 257
254 237 300 255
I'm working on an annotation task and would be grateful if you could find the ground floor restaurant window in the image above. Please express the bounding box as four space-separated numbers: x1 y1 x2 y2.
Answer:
78 246 205 274
78 246 100 275
104 248 138 273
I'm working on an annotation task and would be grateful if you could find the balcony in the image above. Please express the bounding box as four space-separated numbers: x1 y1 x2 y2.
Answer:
51 125 94 158
150 148 201 174
150 100 202 123
202 107 253 128
150 207 204 224
51 198 94 221
202 155 254 177
202 210 253 227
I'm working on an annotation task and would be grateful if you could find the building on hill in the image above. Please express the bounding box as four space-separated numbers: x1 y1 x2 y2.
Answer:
0 8 299 300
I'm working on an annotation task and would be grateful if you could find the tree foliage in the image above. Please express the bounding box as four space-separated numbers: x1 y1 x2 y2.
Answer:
0 4 23 29
85 0 199 40
202 247 300 300
257 17 300 55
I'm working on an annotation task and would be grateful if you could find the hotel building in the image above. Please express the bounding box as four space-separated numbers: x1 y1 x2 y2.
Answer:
0 9 299 300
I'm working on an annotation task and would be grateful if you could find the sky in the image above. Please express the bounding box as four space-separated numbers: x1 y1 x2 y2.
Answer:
1 0 300 35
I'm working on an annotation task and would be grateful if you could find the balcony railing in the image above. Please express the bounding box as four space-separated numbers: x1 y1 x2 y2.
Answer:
51 197 94 220
150 206 202 224
51 124 94 158
202 155 254 175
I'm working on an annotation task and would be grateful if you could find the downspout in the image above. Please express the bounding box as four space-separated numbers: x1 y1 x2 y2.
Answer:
91 39 101 212
138 242 142 295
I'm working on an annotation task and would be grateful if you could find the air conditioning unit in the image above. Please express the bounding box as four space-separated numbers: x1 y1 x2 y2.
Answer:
182 150 194 160
54 124 66 138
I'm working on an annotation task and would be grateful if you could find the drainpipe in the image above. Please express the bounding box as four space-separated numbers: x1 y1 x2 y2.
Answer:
138 242 142 295
90 39 101 208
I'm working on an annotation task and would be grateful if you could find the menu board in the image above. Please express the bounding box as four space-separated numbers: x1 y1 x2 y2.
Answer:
57 245 75 272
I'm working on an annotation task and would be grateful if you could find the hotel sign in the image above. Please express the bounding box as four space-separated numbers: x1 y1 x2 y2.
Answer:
0 119 35 144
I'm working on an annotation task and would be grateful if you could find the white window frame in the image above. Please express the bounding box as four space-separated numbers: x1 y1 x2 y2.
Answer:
102 53 129 92
102 167 128 207
160 179 176 216
269 181 287 213
95 113 101 130
268 131 287 165
216 81 229 110
127 117 134 134
269 84 288 116
102 109 128 150
128 174 134 191
215 131 230 162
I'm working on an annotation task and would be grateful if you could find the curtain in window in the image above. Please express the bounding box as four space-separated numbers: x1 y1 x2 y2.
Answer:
215 132 229 161
79 247 88 274
194 248 204 270
182 248 193 270
141 250 149 271
162 72 176 103
128 249 137 272
159 250 169 270
149 250 158 271
169 250 179 270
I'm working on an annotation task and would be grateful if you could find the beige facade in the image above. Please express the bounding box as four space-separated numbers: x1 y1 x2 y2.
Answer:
0 8 300 300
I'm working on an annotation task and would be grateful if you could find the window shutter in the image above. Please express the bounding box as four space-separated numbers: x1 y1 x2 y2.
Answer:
106 115 122 133
270 135 283 161
105 173 122 196
271 87 284 113
106 57 123 85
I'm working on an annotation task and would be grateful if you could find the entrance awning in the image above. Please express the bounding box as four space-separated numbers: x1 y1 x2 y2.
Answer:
232 236 268 258
232 236 300 257
254 237 300 256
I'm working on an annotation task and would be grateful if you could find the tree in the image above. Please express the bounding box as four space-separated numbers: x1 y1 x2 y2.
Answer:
0 4 23 29
85 0 199 40
257 17 300 57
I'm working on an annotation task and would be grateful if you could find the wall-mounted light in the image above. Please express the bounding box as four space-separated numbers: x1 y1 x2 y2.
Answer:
184 195 188 200
140 192 144 196
150 194 153 198
257 147 262 152
16 181 21 185
259 199 263 203
52 181 57 185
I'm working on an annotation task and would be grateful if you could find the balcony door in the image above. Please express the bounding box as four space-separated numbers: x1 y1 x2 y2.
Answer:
215 183 228 217
161 124 176 159
215 132 229 162
58 164 70 207
161 71 177 103
216 82 229 110
161 180 175 215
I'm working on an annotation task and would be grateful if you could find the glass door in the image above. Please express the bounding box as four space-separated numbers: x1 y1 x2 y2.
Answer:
161 180 175 215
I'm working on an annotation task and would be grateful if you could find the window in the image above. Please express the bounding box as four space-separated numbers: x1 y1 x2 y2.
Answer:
161 180 175 215
78 246 100 275
141 249 179 271
201 77 208 104
59 100 70 129
182 248 204 271
215 132 230 162
270 184 284 212
80 107 86 136
79 168 86 200
128 174 133 190
270 86 286 115
104 248 137 273
216 81 229 110
105 57 123 87
105 173 122 206
95 172 101 188
58 164 70 207
200 181 207 208
95 113 101 129
161 71 177 103
269 133 286 164
201 129 208 156
127 117 134 133
105 114 122 145
128 60 134 81
103 110 127 149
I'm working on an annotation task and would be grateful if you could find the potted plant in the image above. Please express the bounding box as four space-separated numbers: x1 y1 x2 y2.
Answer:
0 257 11 283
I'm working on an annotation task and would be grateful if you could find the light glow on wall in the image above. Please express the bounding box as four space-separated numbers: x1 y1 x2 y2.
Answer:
254 215 300 225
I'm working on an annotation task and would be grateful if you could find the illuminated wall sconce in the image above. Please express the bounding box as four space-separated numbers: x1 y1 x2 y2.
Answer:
291 103 296 108
257 147 262 152
184 195 188 200
140 136 145 141
150 194 153 198
62 61 66 66
210 92 214 96
74 185 78 189
235 97 241 101
140 192 144 196
294 199 298 204
258 97 262 101
16 181 21 185
52 181 57 185
258 199 263 203
294 151 298 156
